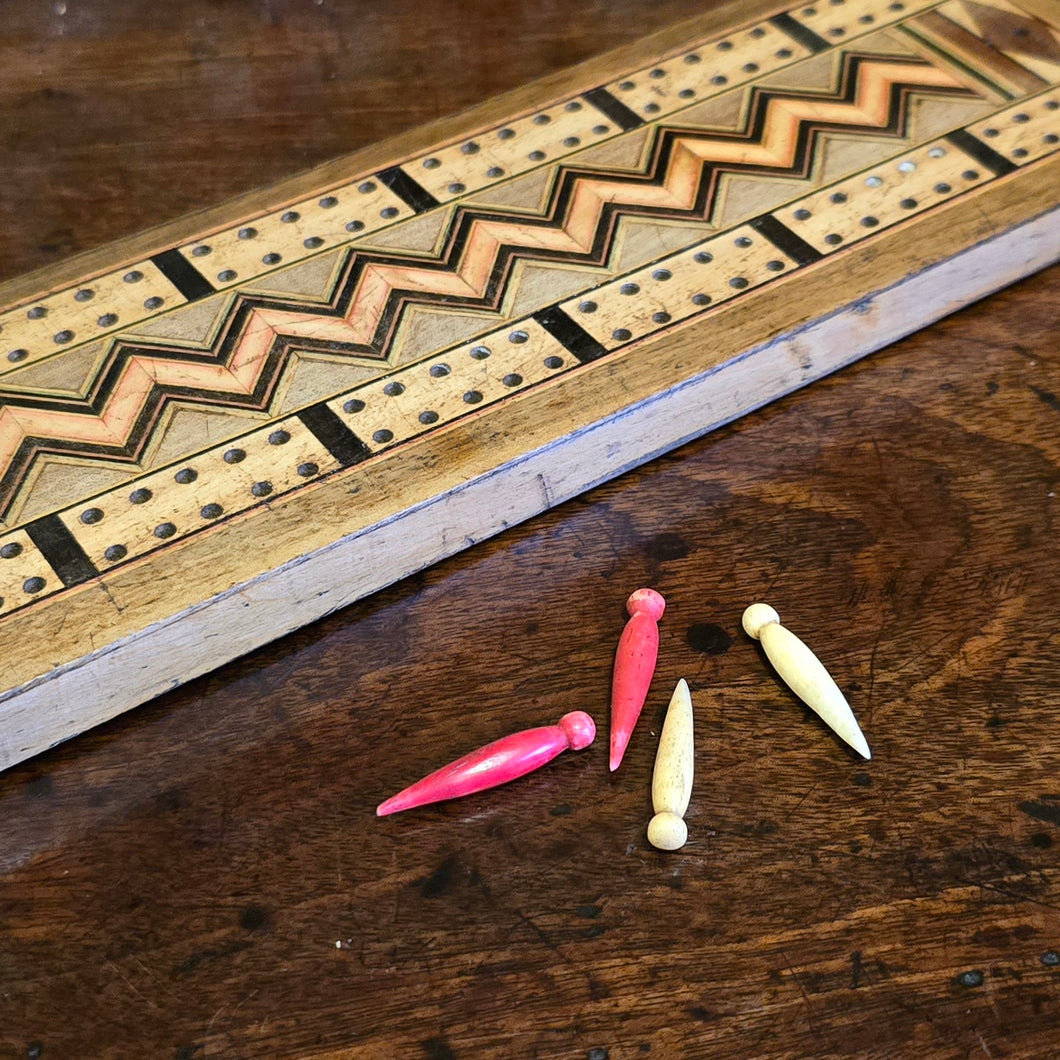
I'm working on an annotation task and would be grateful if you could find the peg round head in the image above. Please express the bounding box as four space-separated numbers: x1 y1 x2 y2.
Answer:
648 811 688 851
627 588 666 622
558 710 596 750
742 602 780 640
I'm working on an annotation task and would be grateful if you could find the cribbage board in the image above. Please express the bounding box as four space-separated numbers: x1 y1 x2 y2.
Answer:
0 0 1057 770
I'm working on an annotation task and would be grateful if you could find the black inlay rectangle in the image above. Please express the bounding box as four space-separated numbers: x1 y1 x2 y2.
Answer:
533 305 609 364
150 248 215 302
768 12 831 54
376 167 441 213
945 128 1019 177
749 214 824 267
298 403 373 467
582 87 645 133
24 514 98 588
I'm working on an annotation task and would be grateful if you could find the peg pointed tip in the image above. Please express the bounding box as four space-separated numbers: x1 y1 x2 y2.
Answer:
849 730 872 760
609 726 632 772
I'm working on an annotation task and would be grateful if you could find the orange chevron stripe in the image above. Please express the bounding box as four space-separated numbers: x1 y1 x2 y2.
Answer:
315 59 966 342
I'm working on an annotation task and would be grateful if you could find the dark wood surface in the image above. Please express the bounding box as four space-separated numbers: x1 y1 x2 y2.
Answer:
2 2 1059 1057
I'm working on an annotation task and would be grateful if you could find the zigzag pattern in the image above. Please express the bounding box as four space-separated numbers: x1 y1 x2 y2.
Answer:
0 53 972 518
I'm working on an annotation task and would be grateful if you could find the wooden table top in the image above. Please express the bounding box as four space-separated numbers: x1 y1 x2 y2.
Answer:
2 2 1058 1057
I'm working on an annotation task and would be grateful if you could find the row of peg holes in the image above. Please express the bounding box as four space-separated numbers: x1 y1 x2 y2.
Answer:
575 235 785 340
614 2 913 116
0 541 46 604
190 181 404 281
617 30 796 114
799 0 911 35
981 100 1060 158
76 429 318 563
420 102 611 179
80 335 569 559
3 271 166 363
790 147 981 245
340 339 566 441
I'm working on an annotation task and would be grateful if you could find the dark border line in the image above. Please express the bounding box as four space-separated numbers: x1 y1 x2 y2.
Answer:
945 128 1019 177
376 167 442 213
150 249 216 303
533 305 610 364
768 12 830 55
297 402 373 467
25 514 98 588
749 214 824 266
582 87 646 133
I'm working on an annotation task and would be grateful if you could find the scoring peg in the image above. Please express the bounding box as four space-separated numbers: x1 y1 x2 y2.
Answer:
609 588 666 772
742 603 871 759
376 710 596 816
647 678 694 852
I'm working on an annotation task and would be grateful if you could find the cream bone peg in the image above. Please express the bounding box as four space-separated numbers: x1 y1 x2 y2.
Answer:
647 678 694 851
742 603 870 759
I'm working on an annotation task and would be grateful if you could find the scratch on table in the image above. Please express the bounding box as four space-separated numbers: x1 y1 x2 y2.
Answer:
104 961 159 1010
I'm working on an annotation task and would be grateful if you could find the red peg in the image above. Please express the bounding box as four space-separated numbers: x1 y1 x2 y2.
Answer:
609 587 666 772
376 711 596 816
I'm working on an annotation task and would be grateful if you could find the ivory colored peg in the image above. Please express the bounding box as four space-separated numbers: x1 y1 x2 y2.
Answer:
609 588 666 772
742 603 870 759
376 711 596 816
647 678 694 851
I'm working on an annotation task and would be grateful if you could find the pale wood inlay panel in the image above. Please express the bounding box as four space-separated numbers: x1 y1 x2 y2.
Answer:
605 20 812 120
406 101 619 205
966 87 1060 164
789 0 941 41
0 529 57 618
561 224 797 350
62 417 341 570
326 321 572 451
176 179 412 291
774 137 991 252
0 261 187 377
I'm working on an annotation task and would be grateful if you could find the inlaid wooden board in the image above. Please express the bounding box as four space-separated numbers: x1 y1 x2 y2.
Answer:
0 0 1058 771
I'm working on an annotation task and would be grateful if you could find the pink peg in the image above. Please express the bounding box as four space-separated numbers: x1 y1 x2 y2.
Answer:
609 587 666 772
376 711 596 816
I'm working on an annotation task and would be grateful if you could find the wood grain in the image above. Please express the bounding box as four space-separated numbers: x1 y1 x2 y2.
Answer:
0 0 1057 767
1 2 1059 1057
